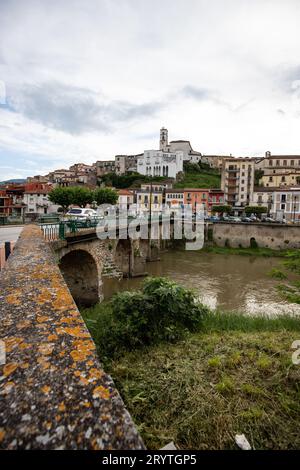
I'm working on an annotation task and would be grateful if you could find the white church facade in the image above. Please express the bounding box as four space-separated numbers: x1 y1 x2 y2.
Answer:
137 127 202 179
137 149 184 179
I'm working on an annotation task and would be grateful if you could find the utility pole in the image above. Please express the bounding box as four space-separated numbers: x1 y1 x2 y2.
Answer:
293 194 297 223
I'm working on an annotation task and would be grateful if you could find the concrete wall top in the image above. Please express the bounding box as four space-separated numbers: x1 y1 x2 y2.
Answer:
0 225 144 450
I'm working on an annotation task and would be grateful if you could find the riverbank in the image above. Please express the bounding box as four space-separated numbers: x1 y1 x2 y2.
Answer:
82 298 300 449
106 325 300 450
201 245 294 257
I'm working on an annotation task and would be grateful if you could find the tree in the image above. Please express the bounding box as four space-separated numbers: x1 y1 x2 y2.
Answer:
93 187 118 205
68 186 94 207
211 205 231 214
244 206 267 216
48 187 73 213
254 170 264 186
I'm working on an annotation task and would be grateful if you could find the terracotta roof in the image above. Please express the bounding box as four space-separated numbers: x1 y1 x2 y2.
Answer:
266 155 300 159
254 186 300 192
118 189 134 196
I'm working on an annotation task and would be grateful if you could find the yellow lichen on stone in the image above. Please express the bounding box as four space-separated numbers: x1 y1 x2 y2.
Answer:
38 343 54 355
3 363 18 377
5 293 21 305
0 429 5 442
92 386 110 400
41 385 51 394
58 402 66 412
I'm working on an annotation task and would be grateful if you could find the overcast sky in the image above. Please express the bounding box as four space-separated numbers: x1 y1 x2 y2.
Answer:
1 0 300 180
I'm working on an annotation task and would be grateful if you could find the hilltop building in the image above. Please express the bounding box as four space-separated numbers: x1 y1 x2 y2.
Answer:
159 127 202 163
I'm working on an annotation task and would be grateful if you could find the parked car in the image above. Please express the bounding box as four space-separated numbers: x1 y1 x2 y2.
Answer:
241 217 252 222
262 216 276 223
65 208 97 219
64 208 97 226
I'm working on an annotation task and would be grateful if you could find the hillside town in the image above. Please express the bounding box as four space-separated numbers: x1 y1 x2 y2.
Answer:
1 127 300 223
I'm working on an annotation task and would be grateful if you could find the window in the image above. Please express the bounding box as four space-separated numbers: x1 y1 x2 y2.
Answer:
241 187 244 191
291 160 294 166
269 176 273 182
283 160 287 166
269 160 273 166
281 203 285 210
281 194 286 202
281 176 285 182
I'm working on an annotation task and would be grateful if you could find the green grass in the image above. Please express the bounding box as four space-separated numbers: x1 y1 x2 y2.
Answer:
174 169 221 189
108 328 300 449
201 310 300 333
202 246 295 257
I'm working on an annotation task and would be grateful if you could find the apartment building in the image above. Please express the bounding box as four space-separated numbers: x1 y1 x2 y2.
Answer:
96 160 115 177
117 189 134 211
208 189 225 212
260 170 300 188
115 155 139 175
165 189 184 212
201 155 231 170
23 183 59 216
135 187 164 214
253 187 300 221
184 189 210 213
221 158 255 210
260 152 300 173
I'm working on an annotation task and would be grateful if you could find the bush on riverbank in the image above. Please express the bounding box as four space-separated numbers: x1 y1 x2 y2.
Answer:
82 277 209 360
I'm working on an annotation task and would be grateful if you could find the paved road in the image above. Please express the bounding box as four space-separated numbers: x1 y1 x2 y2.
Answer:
0 226 24 243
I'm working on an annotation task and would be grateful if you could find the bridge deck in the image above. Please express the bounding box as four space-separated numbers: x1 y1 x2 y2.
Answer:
0 225 144 449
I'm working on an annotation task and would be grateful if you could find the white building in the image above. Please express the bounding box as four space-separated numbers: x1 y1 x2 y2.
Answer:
23 187 59 216
159 127 202 163
137 149 183 179
252 187 300 221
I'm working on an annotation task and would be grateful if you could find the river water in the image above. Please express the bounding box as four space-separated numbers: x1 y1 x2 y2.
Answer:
103 250 300 316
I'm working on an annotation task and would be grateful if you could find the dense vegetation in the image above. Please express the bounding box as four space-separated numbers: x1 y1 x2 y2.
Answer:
110 328 300 449
48 186 118 211
98 172 166 189
82 279 300 449
174 162 221 189
82 277 209 361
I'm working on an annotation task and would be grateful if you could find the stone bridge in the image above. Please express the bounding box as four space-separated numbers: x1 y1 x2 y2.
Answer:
50 223 168 306
0 225 145 449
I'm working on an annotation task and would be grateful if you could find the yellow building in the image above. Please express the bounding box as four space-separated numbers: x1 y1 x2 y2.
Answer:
260 171 300 188
135 188 163 214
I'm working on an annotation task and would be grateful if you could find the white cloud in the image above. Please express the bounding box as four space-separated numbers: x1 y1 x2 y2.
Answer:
1 0 300 180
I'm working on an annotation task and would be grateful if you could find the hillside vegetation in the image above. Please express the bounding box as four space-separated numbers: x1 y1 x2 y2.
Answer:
174 162 221 189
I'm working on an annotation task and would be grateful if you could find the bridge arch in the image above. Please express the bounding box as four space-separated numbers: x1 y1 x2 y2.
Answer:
59 247 102 306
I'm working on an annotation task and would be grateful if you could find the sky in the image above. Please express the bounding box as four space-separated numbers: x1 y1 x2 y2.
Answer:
1 0 300 180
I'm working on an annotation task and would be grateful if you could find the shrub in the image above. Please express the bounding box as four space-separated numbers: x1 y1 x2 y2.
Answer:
84 277 209 359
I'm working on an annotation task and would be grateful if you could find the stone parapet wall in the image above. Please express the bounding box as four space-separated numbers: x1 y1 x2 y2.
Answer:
212 222 300 249
0 225 144 449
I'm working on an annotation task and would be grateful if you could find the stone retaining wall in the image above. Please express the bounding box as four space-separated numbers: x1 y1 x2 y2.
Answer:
0 225 144 449
212 222 300 249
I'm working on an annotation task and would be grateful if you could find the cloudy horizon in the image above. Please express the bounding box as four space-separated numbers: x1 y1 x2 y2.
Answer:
1 0 300 180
